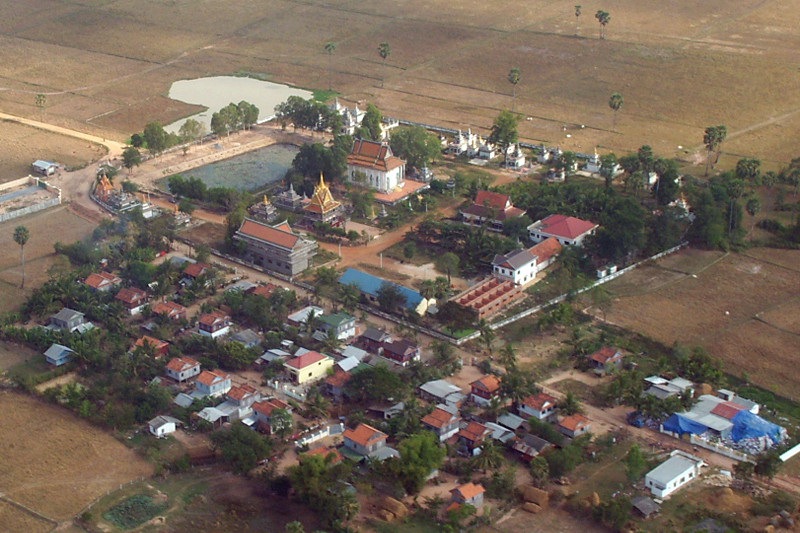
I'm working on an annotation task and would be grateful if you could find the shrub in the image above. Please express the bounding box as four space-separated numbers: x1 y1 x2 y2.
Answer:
103 495 167 529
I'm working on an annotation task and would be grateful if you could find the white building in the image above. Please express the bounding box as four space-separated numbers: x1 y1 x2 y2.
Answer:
527 214 598 247
149 416 177 438
346 139 406 194
329 98 366 136
645 451 705 499
492 249 537 285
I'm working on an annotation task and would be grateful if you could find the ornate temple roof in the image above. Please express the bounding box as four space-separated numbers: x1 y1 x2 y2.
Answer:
304 173 341 215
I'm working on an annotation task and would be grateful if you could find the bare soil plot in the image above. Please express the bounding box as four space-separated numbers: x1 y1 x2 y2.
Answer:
0 341 40 372
603 249 800 398
0 391 152 520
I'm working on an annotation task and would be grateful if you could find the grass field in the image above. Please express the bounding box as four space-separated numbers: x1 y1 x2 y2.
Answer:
603 247 800 399
0 0 797 173
0 391 152 522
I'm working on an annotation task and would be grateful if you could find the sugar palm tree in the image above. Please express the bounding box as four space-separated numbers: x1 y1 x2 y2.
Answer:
595 10 610 39
13 225 30 289
470 439 504 473
507 67 520 112
324 41 337 92
35 93 46 122
574 5 582 36
608 92 623 129
378 41 391 88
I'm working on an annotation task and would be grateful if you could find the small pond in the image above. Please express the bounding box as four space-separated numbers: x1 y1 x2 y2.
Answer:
178 143 298 192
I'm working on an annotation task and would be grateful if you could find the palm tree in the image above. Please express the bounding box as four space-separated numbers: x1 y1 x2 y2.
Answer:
507 67 520 112
338 282 360 312
574 5 582 36
419 279 436 301
608 92 623 129
478 318 495 355
324 41 337 92
304 391 330 420
561 390 581 415
594 10 610 39
13 226 30 289
703 124 727 175
470 439 504 473
746 196 761 239
497 343 517 370
378 42 391 88
35 93 46 122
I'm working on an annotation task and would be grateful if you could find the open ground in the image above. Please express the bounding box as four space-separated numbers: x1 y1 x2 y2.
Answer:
0 391 152 524
601 247 800 400
0 0 797 174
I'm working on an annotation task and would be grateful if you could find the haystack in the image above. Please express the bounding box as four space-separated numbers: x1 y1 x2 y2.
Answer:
520 486 549 507
522 502 542 514
379 496 409 519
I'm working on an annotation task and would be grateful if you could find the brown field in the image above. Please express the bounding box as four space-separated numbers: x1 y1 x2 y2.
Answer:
0 120 105 180
603 248 800 398
0 206 97 311
0 500 52 533
0 0 798 173
0 391 152 520
0 341 40 372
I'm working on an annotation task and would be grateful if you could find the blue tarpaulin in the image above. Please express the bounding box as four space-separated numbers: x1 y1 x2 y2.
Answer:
730 410 784 443
662 414 708 436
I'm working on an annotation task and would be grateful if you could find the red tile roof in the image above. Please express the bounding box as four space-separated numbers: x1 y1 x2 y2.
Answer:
534 214 597 240
421 407 458 429
528 237 562 264
324 369 352 388
347 139 405 172
459 421 489 444
196 369 230 386
302 447 343 464
116 287 146 305
183 262 209 278
247 284 278 298
152 301 186 317
711 402 745 420
474 190 510 210
559 414 590 432
166 356 199 372
253 399 287 417
521 392 558 412
451 482 485 501
198 311 229 327
343 423 387 447
589 347 621 364
227 384 258 402
471 375 501 394
285 351 328 370
237 219 300 249
84 271 120 289
134 336 168 352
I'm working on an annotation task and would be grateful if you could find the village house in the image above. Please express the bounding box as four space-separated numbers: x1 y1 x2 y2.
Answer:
470 375 502 406
49 308 87 333
453 421 491 456
346 139 406 194
587 347 623 376
253 398 291 433
32 159 57 176
645 451 705 499
246 283 278 299
181 262 210 286
323 369 352 401
284 351 334 385
381 338 420 366
558 414 592 438
133 336 169 358
230 329 261 348
148 416 177 438
419 379 466 408
195 369 232 398
519 392 559 420
527 214 598 247
198 311 232 338
83 271 121 292
221 384 261 419
342 423 390 456
234 218 318 278
165 356 201 382
44 343 74 367
461 190 526 232
287 305 324 328
450 483 485 507
151 301 187 321
316 312 357 341
421 405 461 442
338 267 434 316
491 237 562 286
356 327 391 354
115 287 148 315
511 434 553 462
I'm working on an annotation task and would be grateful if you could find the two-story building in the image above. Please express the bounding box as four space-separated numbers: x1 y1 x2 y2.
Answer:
461 190 526 232
195 369 232 398
381 338 420 366
234 219 318 278
346 139 406 194
453 421 491 456
470 375 502 406
165 356 201 382
252 398 292 433
115 287 148 315
198 311 232 338
226 384 261 410
343 423 388 456
491 248 538 285
527 214 598 247
421 405 461 442
49 308 87 333
317 312 357 341
284 351 334 385
519 392 558 420
357 327 391 354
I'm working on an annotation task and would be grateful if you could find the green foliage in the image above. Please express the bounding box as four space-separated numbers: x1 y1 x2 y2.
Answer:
488 110 518 161
210 422 272 474
291 141 349 182
389 125 441 170
528 417 564 446
392 432 446 494
344 363 407 403
288 453 358 528
592 496 631 531
376 281 407 313
623 444 647 480
143 122 168 155
103 494 167 530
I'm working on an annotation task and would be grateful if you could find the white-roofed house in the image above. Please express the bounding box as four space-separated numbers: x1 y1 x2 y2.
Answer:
645 451 705 498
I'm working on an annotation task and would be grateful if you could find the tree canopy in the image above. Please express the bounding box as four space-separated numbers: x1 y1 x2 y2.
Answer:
389 125 441 170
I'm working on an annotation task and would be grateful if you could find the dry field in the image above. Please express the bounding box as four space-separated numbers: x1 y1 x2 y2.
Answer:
0 341 40 372
0 0 797 173
603 248 800 399
0 206 97 312
0 391 152 522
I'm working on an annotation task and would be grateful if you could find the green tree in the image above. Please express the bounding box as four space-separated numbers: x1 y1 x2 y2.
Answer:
594 10 610 39
703 124 727 175
378 41 391 88
574 5 582 35
608 92 623 129
394 432 446 494
507 67 521 111
376 281 406 313
270 408 293 439
498 343 517 370
35 93 46 122
754 451 781 488
304 391 330 420
745 196 761 238
623 444 647 480
389 125 441 170
210 422 272 475
478 318 495 355
359 103 383 141
122 147 141 176
560 390 581 415
178 118 205 143
488 110 519 168
143 122 168 156
178 198 195 215
338 282 360 312
344 364 407 403
436 252 460 283
469 438 504 473
324 41 337 92
13 225 30 289
530 456 549 487
600 153 618 188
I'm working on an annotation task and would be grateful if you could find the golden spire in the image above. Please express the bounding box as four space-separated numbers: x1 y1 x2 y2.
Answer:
263 194 270 206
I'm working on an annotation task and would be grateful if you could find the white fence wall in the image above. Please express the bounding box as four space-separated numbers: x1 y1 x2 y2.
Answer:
780 443 800 462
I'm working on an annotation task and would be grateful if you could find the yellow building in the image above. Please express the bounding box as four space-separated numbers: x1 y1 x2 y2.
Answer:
284 350 334 385
303 173 343 225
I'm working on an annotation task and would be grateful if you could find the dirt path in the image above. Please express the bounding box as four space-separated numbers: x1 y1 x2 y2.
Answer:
0 111 125 157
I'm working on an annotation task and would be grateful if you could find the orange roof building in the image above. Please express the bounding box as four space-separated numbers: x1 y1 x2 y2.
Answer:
343 423 387 455
346 139 406 194
84 271 121 292
234 218 317 278
195 369 232 397
197 311 231 338
470 375 502 405
450 482 485 506
528 237 562 267
421 406 461 441
519 392 558 420
151 301 187 321
94 173 114 202
133 335 169 357
303 173 343 225
183 262 209 279
527 214 598 247
115 287 148 314
461 190 526 232
558 414 591 438
165 356 200 382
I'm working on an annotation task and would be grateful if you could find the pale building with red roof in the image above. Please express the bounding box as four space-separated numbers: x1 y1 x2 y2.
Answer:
133 335 169 358
519 392 558 420
165 356 200 382
195 369 232 397
284 351 333 385
151 301 187 321
115 287 148 315
197 311 231 338
470 374 502 406
346 139 406 194
461 190 526 232
527 214 598 247
234 218 317 278
421 405 461 441
342 423 388 455
558 414 591 438
587 347 623 376
450 482 485 507
84 271 121 292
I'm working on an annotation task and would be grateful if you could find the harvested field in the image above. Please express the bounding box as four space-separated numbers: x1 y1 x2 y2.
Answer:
0 341 40 372
603 248 800 399
0 391 152 520
0 0 797 169
0 500 52 533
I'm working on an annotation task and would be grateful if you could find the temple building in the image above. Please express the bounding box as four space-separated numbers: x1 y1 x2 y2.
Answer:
248 194 278 223
274 182 305 212
94 173 114 203
234 219 318 278
303 173 344 226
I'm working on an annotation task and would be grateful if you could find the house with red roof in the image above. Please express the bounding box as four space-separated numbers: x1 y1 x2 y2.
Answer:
453 421 491 456
165 356 200 382
323 369 352 401
342 423 388 456
197 311 232 338
252 398 291 433
182 262 209 280
225 384 261 409
284 351 334 385
519 392 559 420
246 283 278 299
84 271 121 292
421 405 461 441
115 287 148 315
450 482 485 507
587 347 623 376
558 414 592 438
381 338 420 366
470 375 502 406
151 301 187 322
195 369 232 398
234 218 317 278
461 190 526 232
346 139 406 194
527 214 598 247
133 335 169 358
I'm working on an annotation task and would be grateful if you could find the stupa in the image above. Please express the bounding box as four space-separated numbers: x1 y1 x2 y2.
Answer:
248 194 278 222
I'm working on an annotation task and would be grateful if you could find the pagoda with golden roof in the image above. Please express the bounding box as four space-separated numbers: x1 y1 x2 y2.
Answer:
248 193 278 223
94 173 114 203
303 173 343 225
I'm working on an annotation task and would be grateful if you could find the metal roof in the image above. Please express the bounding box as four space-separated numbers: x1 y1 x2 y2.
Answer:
338 268 424 310
420 379 462 399
646 455 698 486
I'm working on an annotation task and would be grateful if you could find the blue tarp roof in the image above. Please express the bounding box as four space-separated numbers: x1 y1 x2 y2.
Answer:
338 268 423 310
662 414 708 436
730 410 784 443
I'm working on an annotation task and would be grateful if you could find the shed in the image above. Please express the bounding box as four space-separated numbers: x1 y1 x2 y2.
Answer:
44 343 74 366
231 329 261 348
149 416 177 437
32 160 57 175
630 495 660 518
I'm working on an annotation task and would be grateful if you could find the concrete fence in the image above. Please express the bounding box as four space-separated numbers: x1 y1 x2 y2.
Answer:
0 175 35 192
0 197 60 223
294 422 344 448
689 434 754 463
780 442 800 462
